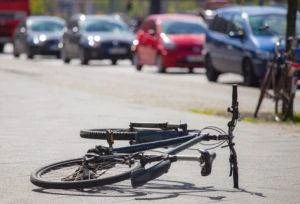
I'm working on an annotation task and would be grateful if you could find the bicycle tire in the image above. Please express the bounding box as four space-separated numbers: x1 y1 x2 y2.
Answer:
274 74 293 121
254 63 273 117
30 157 138 189
80 129 137 140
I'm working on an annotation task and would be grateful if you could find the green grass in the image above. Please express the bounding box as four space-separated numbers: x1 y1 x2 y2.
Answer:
189 108 300 125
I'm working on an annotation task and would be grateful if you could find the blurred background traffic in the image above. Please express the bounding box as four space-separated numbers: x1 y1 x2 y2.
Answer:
0 0 298 87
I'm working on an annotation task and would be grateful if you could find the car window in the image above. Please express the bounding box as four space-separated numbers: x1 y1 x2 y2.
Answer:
228 14 244 33
28 20 65 32
82 19 129 32
249 14 300 36
162 20 206 34
210 12 231 34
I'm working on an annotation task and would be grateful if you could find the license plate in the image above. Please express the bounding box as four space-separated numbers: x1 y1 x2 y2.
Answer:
109 48 127 54
187 55 203 62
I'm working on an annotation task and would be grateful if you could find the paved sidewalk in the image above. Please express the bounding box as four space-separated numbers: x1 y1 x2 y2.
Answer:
1 66 300 203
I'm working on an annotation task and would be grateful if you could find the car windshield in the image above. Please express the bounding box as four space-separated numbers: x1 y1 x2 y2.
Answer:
162 20 206 34
29 20 65 32
82 19 129 32
249 14 300 36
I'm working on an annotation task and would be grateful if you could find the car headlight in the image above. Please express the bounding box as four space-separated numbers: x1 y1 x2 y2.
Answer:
86 35 101 47
29 35 47 45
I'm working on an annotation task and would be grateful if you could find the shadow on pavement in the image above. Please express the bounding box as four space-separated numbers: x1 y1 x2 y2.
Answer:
32 179 266 201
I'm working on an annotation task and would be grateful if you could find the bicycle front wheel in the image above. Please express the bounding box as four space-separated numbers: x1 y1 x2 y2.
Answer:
30 157 138 189
80 129 137 140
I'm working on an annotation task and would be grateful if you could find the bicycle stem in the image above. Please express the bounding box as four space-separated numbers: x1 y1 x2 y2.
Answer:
227 84 239 189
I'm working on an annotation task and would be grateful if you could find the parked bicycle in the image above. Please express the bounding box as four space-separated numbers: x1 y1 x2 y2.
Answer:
254 37 300 121
30 85 240 189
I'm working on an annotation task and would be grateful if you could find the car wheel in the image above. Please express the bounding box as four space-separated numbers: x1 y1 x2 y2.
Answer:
111 59 117 65
0 43 4 53
13 43 20 58
26 47 34 59
56 53 61 59
79 48 89 65
156 55 166 73
243 59 259 87
61 48 70 64
133 54 143 71
205 55 219 82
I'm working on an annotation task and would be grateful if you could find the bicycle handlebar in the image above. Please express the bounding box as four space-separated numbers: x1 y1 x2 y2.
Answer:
130 84 240 189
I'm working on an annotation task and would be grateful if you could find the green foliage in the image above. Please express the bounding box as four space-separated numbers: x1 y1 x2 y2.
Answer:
30 0 46 15
189 107 300 125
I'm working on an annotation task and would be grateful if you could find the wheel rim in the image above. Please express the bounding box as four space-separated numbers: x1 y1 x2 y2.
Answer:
31 157 139 188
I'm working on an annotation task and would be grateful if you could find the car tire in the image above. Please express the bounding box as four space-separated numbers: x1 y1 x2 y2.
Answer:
111 59 117 65
26 47 34 59
205 55 219 82
243 59 259 87
13 43 20 58
56 53 61 59
79 48 89 65
156 55 166 73
0 43 4 53
61 48 70 64
133 53 143 71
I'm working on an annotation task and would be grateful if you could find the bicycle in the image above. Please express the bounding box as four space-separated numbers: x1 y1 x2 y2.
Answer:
30 85 240 190
254 37 300 121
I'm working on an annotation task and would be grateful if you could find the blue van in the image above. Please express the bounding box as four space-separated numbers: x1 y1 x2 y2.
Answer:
205 6 300 86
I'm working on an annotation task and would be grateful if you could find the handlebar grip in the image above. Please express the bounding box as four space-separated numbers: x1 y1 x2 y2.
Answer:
233 166 239 188
232 84 237 106
131 160 171 188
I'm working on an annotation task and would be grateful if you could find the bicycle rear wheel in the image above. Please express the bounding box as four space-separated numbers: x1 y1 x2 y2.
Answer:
30 157 138 189
80 129 137 140
254 63 273 117
275 77 293 121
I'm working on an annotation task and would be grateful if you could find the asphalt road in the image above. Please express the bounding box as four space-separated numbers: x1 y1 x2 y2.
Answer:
0 49 300 203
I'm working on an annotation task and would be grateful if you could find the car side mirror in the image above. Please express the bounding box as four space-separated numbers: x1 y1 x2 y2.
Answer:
228 30 244 39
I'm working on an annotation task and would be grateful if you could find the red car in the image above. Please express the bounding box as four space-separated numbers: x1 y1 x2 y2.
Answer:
132 14 207 73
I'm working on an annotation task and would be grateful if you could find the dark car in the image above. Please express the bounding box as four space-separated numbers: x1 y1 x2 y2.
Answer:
13 16 66 59
61 14 135 65
205 6 300 86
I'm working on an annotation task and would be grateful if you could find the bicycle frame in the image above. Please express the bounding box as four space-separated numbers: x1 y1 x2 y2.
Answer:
104 85 239 189
30 85 240 190
254 36 300 121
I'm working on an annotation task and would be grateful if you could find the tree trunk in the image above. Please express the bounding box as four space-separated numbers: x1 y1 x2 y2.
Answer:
286 0 298 51
149 0 161 14
285 0 298 120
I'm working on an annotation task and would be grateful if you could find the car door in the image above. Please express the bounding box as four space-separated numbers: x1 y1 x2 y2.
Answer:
14 21 26 53
225 14 246 74
144 20 158 65
137 19 158 65
207 12 232 72
64 19 81 58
